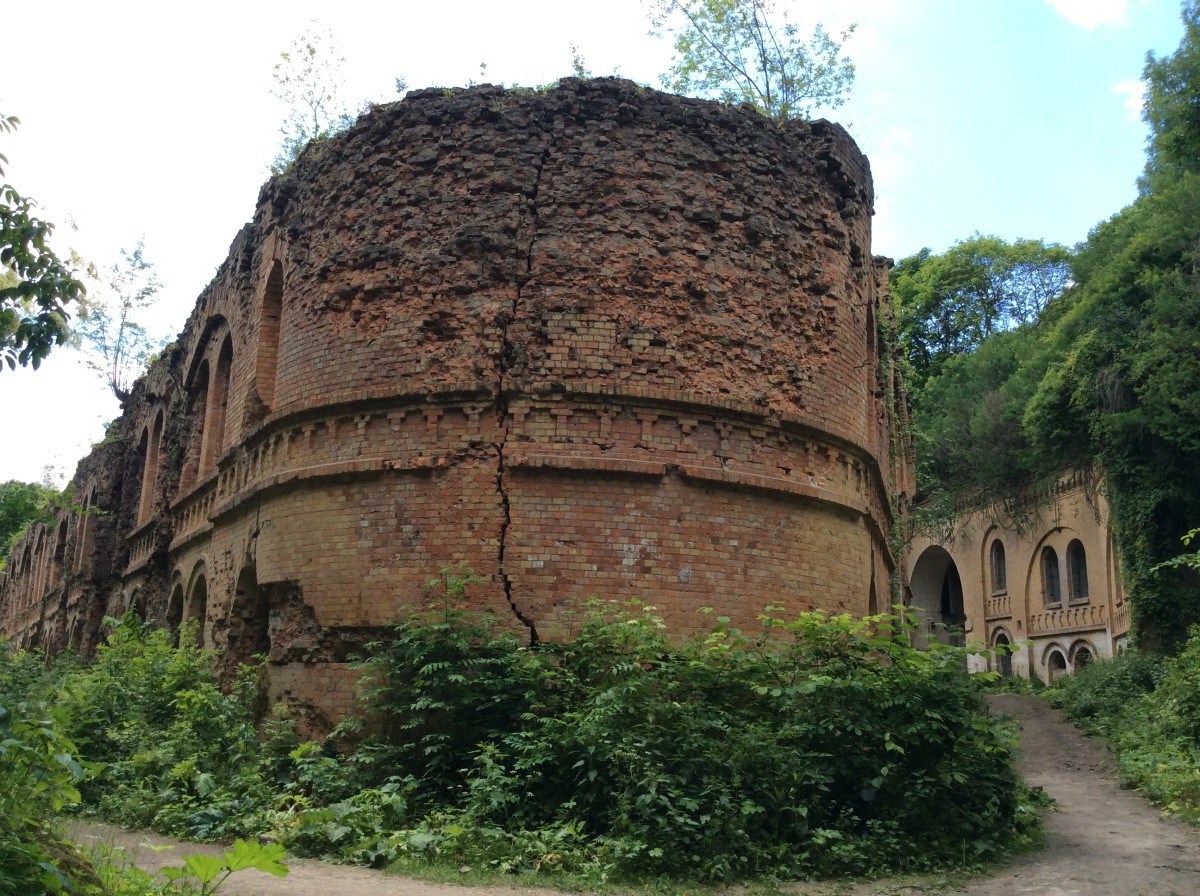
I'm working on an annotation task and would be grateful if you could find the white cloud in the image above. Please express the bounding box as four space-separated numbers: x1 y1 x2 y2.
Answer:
1046 0 1140 29
1113 79 1147 121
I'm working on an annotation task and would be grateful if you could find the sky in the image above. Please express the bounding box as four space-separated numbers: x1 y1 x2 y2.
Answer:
0 0 1187 485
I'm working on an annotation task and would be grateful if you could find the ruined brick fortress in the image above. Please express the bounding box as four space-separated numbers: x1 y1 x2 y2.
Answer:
1 79 912 722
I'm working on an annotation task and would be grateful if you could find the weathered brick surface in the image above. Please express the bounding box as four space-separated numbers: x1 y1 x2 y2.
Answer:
0 79 912 725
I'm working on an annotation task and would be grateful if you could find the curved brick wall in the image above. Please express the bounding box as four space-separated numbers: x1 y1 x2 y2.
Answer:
1 79 912 724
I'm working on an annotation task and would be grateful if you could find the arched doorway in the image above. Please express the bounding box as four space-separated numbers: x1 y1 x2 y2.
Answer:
227 564 270 668
908 546 966 649
1046 648 1068 683
1072 642 1094 673
993 631 1014 678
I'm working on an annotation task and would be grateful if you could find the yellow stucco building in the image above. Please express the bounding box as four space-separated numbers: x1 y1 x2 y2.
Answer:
905 469 1130 683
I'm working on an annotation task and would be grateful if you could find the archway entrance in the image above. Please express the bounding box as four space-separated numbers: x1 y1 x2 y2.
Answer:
1047 649 1068 683
908 546 966 649
1073 645 1094 673
994 632 1014 678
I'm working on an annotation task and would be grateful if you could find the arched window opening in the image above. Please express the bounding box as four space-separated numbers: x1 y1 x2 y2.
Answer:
867 575 878 615
990 540 1007 593
201 337 233 476
19 544 33 606
256 261 283 412
182 361 210 492
67 619 82 653
74 489 97 574
1068 540 1089 603
1042 547 1061 606
137 412 164 525
51 519 68 588
31 530 48 605
185 574 208 648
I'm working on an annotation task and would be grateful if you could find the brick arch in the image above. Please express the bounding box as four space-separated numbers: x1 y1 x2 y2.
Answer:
180 318 234 491
73 485 99 574
255 259 285 413
135 407 166 525
908 544 965 648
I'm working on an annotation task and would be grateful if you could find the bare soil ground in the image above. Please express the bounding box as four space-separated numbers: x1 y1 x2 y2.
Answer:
70 695 1200 896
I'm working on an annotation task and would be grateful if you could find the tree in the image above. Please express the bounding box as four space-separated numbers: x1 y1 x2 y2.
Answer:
74 241 166 403
0 113 86 370
891 235 1072 394
651 0 855 120
1141 0 1200 189
0 479 58 568
270 23 358 174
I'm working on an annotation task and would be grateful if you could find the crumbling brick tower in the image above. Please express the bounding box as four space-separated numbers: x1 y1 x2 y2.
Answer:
0 79 912 723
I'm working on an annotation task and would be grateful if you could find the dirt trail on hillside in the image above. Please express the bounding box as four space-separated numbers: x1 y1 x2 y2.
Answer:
70 695 1200 896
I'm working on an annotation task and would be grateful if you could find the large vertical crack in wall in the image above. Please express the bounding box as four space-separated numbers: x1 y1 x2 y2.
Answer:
492 128 556 645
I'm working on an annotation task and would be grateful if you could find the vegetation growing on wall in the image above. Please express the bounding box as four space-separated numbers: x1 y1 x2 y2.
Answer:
651 0 856 120
896 1 1200 649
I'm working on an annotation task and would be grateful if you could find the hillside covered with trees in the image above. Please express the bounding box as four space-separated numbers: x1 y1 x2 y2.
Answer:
896 2 1200 650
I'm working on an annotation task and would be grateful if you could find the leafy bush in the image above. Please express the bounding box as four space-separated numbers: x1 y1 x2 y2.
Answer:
1051 634 1200 821
4 583 1035 884
334 587 1030 881
1048 648 1162 734
57 615 272 840
0 641 94 896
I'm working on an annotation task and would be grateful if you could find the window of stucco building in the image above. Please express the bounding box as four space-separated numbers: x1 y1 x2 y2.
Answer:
1067 539 1089 603
990 540 1007 593
1042 546 1062 606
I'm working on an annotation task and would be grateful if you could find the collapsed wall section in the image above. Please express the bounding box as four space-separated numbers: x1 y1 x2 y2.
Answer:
0 79 910 725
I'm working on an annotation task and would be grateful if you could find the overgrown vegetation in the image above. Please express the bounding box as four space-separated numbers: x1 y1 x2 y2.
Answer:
0 628 292 895
1049 628 1200 822
2 581 1040 886
651 0 855 120
0 478 60 567
896 1 1200 649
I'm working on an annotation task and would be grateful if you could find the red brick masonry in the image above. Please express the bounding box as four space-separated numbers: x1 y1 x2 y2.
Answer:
1 79 912 724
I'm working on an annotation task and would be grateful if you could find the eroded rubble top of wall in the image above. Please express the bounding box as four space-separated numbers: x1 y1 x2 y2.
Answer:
174 77 886 438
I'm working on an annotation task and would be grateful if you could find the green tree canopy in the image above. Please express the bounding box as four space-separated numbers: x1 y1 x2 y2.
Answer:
652 0 855 120
0 114 87 370
0 479 58 568
1141 0 1200 188
892 235 1072 395
906 2 1200 649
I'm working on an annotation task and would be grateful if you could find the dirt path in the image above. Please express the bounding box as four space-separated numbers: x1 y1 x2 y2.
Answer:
70 695 1200 896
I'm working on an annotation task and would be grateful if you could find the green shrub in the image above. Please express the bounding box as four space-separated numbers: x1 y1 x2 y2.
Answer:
1051 634 1200 822
1049 648 1162 734
338 587 1030 881
57 615 272 840
0 641 93 896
